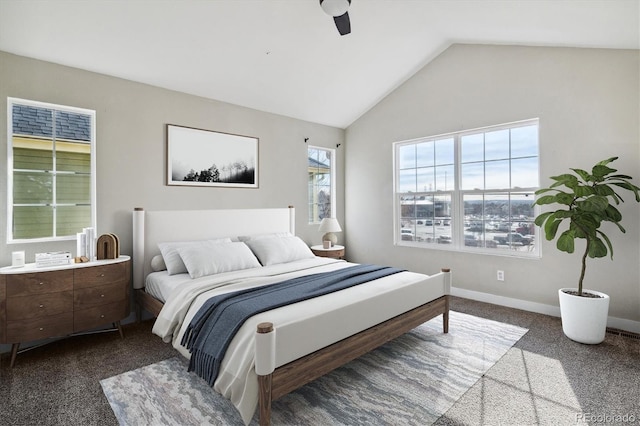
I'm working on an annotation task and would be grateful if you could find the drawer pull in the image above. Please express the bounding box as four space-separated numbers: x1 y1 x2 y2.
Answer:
101 294 105 298
39 304 44 308
39 282 44 285
39 327 44 331
100 274 105 277
100 314 105 318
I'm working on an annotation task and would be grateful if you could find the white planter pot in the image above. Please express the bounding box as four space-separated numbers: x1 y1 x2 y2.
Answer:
558 288 610 344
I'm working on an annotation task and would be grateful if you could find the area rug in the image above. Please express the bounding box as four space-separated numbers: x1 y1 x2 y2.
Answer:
101 311 528 425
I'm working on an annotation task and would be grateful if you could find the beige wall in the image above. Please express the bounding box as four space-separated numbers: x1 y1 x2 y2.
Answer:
0 51 345 266
345 44 640 323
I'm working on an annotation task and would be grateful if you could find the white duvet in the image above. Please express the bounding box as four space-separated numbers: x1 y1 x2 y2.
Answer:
152 257 446 424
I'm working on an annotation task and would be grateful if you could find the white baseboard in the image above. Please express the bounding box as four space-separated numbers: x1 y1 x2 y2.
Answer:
451 286 640 334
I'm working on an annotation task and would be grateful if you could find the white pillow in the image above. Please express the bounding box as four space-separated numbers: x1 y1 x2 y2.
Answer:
245 236 315 266
150 255 166 272
237 232 293 242
158 238 232 275
177 241 262 279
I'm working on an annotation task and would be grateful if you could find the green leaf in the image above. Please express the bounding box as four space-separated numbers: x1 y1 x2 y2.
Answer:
556 230 575 253
604 204 622 222
597 230 614 259
578 196 609 212
550 174 579 189
555 193 574 205
570 168 591 181
573 214 600 231
588 237 608 258
553 210 574 219
544 218 562 240
610 181 640 202
534 211 554 226
574 185 595 197
609 174 633 180
596 156 618 166
534 195 560 205
592 165 616 179
534 188 558 195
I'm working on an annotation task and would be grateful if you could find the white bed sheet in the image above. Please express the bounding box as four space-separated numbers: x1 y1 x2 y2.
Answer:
145 271 191 303
152 257 448 424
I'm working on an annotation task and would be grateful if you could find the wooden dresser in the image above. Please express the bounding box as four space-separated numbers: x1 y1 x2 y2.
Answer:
0 256 130 367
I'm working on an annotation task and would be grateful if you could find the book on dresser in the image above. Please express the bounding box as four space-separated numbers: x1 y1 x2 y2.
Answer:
0 255 131 368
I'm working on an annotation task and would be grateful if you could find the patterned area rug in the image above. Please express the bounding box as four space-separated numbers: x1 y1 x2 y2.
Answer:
101 311 527 425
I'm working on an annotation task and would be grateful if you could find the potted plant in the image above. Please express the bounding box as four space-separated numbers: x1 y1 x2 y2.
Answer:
533 157 640 344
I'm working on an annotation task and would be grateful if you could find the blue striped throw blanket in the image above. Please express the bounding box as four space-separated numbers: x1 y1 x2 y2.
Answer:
182 264 404 386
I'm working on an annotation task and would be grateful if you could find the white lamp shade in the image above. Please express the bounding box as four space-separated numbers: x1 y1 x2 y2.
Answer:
318 217 342 233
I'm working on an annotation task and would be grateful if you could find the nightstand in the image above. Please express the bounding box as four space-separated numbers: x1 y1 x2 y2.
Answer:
0 256 130 367
310 244 345 259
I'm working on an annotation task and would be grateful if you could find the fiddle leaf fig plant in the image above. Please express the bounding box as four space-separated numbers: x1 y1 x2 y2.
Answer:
533 157 640 296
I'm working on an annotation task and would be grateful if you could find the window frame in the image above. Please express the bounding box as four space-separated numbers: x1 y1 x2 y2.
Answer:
7 97 97 244
308 145 336 224
393 119 540 258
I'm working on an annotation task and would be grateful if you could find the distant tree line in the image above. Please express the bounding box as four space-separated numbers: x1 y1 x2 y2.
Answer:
182 160 255 184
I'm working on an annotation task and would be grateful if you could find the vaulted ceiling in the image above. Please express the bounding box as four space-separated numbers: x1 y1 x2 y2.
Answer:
1 0 637 128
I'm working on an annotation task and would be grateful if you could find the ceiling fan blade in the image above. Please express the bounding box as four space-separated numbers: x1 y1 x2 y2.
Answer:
333 12 351 35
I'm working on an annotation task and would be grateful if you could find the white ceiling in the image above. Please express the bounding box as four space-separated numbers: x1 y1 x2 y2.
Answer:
0 0 638 129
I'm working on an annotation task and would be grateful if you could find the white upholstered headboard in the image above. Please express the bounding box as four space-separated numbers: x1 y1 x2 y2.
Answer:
132 206 295 289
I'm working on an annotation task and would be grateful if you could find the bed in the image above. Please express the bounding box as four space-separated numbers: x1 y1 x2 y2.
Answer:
132 206 451 425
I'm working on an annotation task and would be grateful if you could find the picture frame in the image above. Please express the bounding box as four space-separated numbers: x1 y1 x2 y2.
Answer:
167 124 259 188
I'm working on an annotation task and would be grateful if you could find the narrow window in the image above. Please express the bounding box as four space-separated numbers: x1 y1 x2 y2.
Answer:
308 146 335 223
8 98 96 242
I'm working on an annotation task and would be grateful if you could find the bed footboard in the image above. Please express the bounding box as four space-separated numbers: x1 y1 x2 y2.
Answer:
256 292 450 426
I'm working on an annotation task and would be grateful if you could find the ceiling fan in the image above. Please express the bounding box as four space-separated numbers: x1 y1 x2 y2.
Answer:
320 0 351 36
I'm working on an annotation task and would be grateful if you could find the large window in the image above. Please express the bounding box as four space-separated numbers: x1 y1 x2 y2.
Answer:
7 98 96 242
308 146 335 223
394 119 539 257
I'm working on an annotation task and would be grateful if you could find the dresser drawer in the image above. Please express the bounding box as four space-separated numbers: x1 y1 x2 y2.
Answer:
7 312 73 342
7 290 73 320
74 281 127 309
6 270 73 297
74 263 127 289
74 301 128 331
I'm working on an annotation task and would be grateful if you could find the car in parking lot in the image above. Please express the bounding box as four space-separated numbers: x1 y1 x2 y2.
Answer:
437 235 451 244
400 228 414 241
494 232 533 245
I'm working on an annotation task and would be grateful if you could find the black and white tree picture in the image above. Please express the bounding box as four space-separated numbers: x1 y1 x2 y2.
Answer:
167 125 258 188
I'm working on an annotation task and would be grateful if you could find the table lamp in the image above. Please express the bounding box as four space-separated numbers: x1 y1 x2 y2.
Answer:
319 217 342 246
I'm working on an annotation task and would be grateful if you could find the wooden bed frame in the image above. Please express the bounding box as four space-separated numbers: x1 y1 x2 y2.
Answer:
132 207 450 426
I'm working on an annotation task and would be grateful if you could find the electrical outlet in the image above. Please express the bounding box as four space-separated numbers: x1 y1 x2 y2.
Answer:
497 270 505 281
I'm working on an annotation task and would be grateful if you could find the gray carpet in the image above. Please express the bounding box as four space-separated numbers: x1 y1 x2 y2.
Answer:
100 311 527 425
1 297 639 425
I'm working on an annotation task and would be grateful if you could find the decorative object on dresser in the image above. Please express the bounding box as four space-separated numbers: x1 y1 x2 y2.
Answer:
11 251 25 268
0 256 131 368
97 233 120 260
310 244 345 259
35 251 73 267
318 217 342 246
77 227 97 261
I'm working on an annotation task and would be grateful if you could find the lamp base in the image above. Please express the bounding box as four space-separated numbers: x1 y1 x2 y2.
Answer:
322 232 338 245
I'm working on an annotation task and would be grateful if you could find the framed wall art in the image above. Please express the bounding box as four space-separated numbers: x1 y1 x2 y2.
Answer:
167 124 259 188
